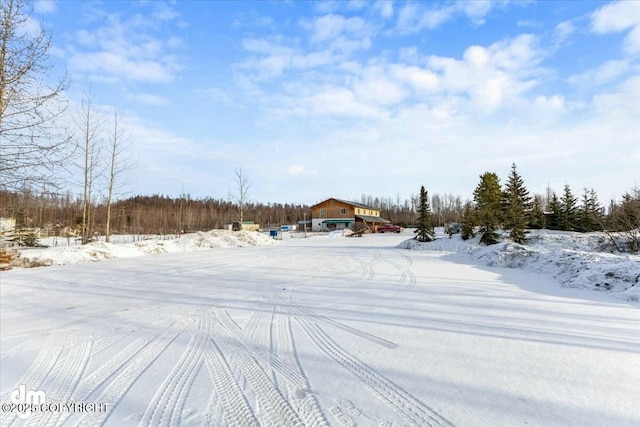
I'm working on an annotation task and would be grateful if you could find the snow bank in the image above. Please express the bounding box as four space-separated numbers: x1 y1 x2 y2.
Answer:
13 230 277 267
399 230 640 302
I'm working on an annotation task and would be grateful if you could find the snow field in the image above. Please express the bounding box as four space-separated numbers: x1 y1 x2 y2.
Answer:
0 229 638 426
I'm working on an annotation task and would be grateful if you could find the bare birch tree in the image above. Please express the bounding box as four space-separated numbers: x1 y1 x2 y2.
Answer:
105 106 134 242
230 167 251 223
0 0 71 190
75 90 103 244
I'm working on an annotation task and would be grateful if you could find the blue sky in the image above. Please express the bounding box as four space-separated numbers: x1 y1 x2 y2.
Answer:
32 0 640 205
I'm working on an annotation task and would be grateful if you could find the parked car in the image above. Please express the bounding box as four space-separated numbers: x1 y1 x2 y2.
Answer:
445 222 462 235
378 224 403 233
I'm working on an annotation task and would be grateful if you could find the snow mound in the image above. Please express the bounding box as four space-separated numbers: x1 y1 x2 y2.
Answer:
311 229 354 238
14 230 277 267
399 230 640 302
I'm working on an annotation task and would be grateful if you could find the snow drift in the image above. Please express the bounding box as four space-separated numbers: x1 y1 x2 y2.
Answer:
399 229 639 302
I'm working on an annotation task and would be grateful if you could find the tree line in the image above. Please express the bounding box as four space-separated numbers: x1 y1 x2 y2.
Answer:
457 164 639 252
1 1 638 252
0 190 310 236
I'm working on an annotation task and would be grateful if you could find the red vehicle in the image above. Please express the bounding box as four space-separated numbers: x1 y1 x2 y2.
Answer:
378 224 403 233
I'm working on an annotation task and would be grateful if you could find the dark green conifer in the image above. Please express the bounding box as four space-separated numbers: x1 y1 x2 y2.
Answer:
559 184 579 231
503 163 530 243
547 193 561 230
460 201 475 240
473 172 502 245
415 186 435 242
528 195 546 229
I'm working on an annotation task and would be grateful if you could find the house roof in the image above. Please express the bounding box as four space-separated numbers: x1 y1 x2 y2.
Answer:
322 219 355 224
310 198 378 210
356 215 389 223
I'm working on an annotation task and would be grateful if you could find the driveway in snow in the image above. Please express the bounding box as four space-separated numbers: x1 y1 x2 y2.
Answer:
1 232 638 426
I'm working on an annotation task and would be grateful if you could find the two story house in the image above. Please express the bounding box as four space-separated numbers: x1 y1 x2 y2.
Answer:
310 198 390 232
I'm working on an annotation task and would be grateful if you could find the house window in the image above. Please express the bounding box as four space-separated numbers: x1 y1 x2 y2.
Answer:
319 209 325 216
340 208 346 214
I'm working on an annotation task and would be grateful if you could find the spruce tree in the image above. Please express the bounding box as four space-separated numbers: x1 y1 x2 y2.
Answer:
473 172 502 245
415 186 435 242
547 193 561 230
503 163 530 243
578 188 604 232
559 184 579 231
528 195 546 229
460 201 476 240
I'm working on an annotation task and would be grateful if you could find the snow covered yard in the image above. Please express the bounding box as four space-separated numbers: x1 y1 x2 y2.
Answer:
1 230 639 426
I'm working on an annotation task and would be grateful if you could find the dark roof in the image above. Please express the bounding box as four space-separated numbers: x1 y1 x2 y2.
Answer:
311 198 378 210
356 215 389 223
334 198 378 210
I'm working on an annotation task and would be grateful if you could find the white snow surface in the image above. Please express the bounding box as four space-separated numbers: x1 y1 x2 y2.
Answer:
14 230 278 266
1 229 639 426
400 229 640 303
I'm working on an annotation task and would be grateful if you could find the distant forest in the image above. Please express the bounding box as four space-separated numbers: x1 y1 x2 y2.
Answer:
1 184 637 237
0 190 440 235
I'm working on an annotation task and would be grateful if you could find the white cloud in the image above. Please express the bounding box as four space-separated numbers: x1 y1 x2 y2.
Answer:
308 14 367 44
353 70 407 106
554 20 575 45
130 93 170 106
375 1 394 19
396 1 503 33
397 3 454 32
34 0 56 14
568 60 631 86
296 86 385 118
591 1 640 33
591 1 640 54
285 165 317 176
459 0 494 26
534 95 565 111
423 35 542 112
390 65 439 92
65 7 185 84
152 3 179 22
69 51 179 83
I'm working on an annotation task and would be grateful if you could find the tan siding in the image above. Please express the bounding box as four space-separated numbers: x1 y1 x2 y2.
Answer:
311 198 379 218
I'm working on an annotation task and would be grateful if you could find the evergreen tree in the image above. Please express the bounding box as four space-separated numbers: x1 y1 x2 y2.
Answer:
415 186 435 242
578 188 603 232
528 195 546 229
502 163 530 243
460 201 475 240
559 184 579 231
547 193 561 230
473 172 502 245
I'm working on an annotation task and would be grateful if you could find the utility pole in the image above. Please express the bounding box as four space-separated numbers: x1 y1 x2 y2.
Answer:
303 212 307 237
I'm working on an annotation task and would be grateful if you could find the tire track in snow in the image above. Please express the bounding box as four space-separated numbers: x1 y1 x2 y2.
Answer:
215 309 304 427
203 336 259 426
382 250 417 295
215 309 306 387
0 347 62 427
293 311 453 427
56 324 175 426
329 405 356 427
140 312 211 427
75 328 179 427
72 323 176 401
26 337 93 427
275 306 329 427
289 305 397 349
92 333 127 355
354 250 381 281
